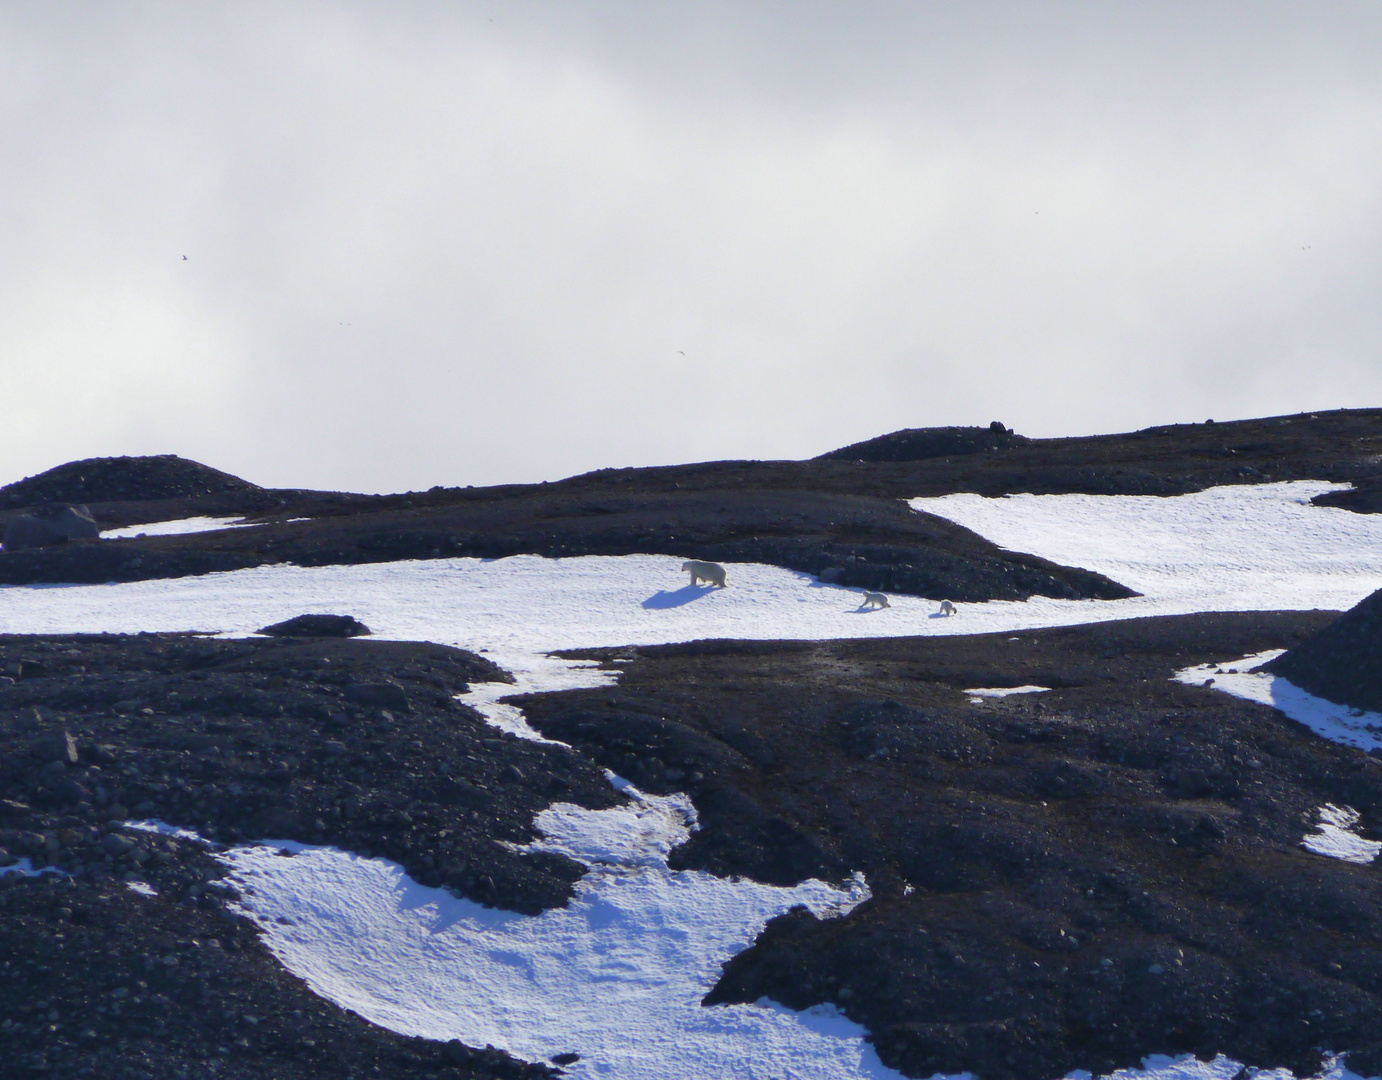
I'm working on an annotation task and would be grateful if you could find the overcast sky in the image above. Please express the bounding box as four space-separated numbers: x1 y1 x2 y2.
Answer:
2 2 1381 493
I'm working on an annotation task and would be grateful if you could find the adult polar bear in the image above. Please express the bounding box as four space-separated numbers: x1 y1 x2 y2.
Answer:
682 560 728 588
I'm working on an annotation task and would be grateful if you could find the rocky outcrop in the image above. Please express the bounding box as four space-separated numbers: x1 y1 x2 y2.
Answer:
257 614 372 638
2 505 99 550
817 423 1029 462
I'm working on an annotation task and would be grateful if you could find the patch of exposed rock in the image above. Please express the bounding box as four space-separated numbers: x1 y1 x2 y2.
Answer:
0 632 628 1078
2 504 100 550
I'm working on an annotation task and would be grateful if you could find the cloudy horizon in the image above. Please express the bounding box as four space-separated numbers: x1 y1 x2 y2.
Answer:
3 2 1381 494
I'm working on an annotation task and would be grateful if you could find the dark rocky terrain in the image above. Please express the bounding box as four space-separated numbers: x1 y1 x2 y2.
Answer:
5 408 1382 601
12 616 1381 1080
521 612 1382 1080
1266 587 1382 715
0 632 617 1078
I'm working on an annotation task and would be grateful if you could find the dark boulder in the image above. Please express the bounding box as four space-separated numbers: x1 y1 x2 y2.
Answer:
2 504 99 550
1265 587 1382 713
257 614 372 638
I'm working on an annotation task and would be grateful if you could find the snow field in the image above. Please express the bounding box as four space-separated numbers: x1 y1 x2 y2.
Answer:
910 481 1382 614
5 482 1380 656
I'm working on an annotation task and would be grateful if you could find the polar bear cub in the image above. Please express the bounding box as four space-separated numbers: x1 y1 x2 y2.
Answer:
938 599 956 616
861 590 890 609
682 560 728 588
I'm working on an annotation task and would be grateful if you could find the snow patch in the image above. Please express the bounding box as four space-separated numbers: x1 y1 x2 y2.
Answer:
1302 805 1382 865
100 516 257 538
1091 1052 1366 1080
125 819 211 843
0 857 63 879
965 685 1051 698
1174 651 1382 754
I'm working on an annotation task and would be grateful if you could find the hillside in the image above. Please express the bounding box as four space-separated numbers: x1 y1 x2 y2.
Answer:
4 409 1382 601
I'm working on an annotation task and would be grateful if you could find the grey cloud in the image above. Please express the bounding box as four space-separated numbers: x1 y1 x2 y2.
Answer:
2 2 1380 492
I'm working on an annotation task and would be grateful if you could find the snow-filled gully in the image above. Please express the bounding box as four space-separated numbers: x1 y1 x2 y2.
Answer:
7 479 1382 1080
219 722 886 1079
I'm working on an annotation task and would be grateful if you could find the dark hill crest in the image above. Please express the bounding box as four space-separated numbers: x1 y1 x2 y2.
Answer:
817 423 1029 463
0 455 261 511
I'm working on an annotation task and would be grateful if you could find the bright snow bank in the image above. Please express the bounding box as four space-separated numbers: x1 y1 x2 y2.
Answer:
100 516 256 539
221 791 887 1080
1174 651 1382 754
217 810 1373 1080
911 481 1382 615
1090 1056 1366 1080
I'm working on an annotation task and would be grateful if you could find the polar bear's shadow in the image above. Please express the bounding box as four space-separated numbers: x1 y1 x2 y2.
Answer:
643 584 717 609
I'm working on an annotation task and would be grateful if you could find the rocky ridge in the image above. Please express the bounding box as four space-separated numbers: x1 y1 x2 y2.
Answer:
7 409 1382 602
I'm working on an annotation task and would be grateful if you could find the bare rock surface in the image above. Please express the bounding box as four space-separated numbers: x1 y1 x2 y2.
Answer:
0 454 263 508
816 423 1029 462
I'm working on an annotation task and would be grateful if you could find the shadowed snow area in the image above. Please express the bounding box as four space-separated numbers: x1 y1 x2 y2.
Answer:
100 515 255 538
1175 652 1382 871
1174 650 1382 754
8 479 1382 1080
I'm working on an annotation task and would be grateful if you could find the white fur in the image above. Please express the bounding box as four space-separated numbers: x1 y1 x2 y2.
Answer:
681 560 727 588
860 590 890 609
938 599 956 616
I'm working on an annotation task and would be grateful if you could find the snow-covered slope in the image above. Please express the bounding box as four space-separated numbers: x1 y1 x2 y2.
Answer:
910 480 1380 613
222 791 887 1080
